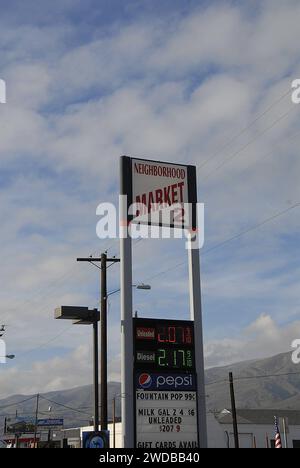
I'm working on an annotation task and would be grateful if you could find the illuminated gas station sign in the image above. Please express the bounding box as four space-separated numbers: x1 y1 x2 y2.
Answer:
133 318 199 448
134 318 195 371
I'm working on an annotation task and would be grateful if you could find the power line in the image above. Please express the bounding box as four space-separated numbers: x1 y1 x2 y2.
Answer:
39 396 92 417
201 202 300 256
202 107 295 181
0 240 116 325
0 241 118 350
234 127 300 176
235 371 300 382
5 267 114 362
113 96 296 260
142 202 300 283
18 326 74 359
206 370 300 387
0 396 37 410
198 88 291 172
0 269 82 326
0 409 85 417
2 370 298 415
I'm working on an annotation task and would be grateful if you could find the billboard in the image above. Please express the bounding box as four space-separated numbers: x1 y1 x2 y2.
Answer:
37 418 64 428
122 157 197 229
5 417 35 434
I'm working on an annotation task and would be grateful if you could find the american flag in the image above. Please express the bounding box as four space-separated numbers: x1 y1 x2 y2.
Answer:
274 417 282 449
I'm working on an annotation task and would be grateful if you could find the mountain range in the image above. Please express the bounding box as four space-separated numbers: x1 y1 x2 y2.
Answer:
1 350 300 439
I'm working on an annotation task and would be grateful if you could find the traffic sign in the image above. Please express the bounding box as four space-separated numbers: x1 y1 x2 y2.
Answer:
82 431 109 449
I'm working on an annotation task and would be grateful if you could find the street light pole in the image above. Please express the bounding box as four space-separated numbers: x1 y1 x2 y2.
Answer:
112 397 116 448
33 393 40 449
55 306 100 437
101 252 108 432
93 316 99 432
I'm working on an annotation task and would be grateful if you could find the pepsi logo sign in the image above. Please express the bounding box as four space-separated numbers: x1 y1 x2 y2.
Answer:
136 372 196 391
139 373 152 389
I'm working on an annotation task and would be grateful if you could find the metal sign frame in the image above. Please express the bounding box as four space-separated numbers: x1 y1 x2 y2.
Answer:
120 155 207 448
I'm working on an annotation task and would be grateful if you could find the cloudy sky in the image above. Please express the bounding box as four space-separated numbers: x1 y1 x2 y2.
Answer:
0 0 300 398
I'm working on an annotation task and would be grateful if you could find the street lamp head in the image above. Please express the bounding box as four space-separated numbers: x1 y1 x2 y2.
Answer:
6 355 15 360
55 306 99 323
136 284 151 290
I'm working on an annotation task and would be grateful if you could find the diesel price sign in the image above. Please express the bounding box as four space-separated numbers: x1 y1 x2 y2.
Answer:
134 318 196 371
133 318 199 448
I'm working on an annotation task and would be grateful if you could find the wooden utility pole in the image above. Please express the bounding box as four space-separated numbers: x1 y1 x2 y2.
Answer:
33 393 40 448
229 373 239 449
77 254 120 433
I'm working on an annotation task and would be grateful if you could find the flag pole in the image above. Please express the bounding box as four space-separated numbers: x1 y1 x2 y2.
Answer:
282 417 288 449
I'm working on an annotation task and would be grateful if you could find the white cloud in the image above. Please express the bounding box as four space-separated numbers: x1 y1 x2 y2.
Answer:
5 63 51 109
205 314 300 368
0 320 122 398
0 345 92 397
148 5 245 73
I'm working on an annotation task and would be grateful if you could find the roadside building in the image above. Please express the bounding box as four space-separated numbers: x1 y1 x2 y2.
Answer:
5 409 300 448
64 410 300 449
214 409 300 448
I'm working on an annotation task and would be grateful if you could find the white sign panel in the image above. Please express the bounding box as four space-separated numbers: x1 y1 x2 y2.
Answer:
135 371 199 449
131 159 191 228
136 390 198 449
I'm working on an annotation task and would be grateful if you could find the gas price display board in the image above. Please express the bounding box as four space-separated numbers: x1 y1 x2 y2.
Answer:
133 318 199 449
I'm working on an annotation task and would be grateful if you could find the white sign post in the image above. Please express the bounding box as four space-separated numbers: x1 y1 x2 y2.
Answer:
188 238 208 448
120 157 134 448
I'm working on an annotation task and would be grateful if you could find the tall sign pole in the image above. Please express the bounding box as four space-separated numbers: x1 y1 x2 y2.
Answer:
120 156 135 448
188 242 207 447
188 166 207 448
